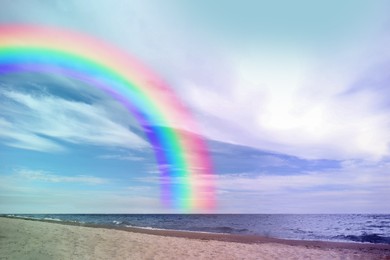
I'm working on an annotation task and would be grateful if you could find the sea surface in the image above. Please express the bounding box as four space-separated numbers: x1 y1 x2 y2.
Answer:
3 214 390 244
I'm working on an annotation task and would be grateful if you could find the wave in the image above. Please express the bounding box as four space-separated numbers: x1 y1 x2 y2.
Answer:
7 215 43 221
333 233 390 244
210 226 249 234
109 221 249 235
43 217 62 222
188 226 249 234
123 224 225 235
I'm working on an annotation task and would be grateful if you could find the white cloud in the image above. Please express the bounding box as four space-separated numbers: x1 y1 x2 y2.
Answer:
0 89 148 152
0 117 65 152
216 162 390 213
102 0 390 161
2 0 390 162
0 169 166 213
98 153 145 161
16 169 107 185
219 160 390 193
0 187 162 214
181 34 390 160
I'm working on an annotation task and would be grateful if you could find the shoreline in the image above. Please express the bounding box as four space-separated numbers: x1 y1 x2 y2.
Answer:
2 216 390 250
2 215 390 249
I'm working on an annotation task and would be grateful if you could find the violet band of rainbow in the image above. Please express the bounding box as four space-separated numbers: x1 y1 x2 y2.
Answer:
0 25 215 211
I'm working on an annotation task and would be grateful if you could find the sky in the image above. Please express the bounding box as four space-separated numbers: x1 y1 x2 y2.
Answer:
1 0 390 213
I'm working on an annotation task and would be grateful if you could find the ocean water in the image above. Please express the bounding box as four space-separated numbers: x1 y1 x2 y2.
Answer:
4 214 390 244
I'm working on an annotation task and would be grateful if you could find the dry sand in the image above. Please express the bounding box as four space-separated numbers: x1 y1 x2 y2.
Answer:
1 217 389 260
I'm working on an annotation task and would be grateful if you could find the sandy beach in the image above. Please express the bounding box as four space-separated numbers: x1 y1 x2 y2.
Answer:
0 217 389 260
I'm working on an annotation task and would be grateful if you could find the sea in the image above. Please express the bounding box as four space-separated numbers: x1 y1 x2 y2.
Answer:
3 214 390 244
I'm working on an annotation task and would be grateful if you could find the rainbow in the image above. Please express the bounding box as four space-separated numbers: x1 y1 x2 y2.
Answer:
0 24 215 211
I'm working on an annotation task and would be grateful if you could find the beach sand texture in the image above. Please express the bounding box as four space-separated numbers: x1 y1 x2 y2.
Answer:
0 217 389 260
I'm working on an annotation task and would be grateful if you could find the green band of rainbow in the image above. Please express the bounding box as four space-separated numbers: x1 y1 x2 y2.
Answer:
0 24 215 212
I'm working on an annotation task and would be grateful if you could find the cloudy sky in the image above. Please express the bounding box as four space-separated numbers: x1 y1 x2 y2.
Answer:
1 0 390 213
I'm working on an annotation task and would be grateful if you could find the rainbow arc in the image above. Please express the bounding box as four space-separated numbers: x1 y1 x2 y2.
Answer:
0 25 215 211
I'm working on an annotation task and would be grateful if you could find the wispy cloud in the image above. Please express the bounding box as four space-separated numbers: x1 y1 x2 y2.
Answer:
98 153 145 161
0 89 148 152
0 117 65 152
218 161 390 192
4 0 390 161
16 169 107 185
216 161 390 213
182 43 390 161
0 169 162 213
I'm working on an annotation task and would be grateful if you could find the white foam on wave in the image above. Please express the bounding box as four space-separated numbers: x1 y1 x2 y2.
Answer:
14 215 42 220
43 217 62 222
124 225 229 235
7 215 64 222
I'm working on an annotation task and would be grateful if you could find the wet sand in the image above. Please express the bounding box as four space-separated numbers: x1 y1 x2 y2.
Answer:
0 217 389 259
